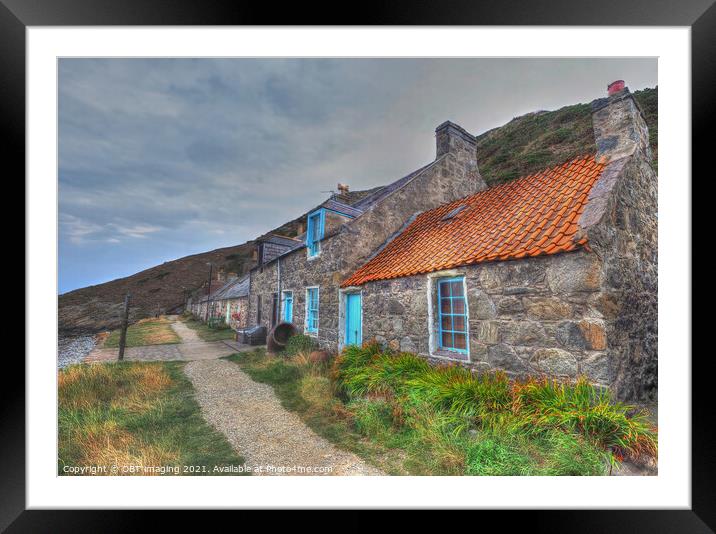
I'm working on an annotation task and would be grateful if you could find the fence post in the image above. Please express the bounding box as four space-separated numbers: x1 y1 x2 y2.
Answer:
118 293 131 361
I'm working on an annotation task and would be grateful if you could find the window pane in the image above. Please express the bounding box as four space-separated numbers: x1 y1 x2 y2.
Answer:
452 299 465 314
310 214 321 240
454 333 467 350
441 315 452 331
441 298 452 313
439 281 451 298
441 332 453 348
453 315 466 332
450 281 464 296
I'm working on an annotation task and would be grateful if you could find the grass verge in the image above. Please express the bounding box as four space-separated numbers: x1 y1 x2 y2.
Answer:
226 343 657 476
182 316 236 342
104 316 180 348
58 361 247 475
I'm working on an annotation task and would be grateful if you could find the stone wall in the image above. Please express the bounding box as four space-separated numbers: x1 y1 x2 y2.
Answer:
579 154 658 400
359 249 613 386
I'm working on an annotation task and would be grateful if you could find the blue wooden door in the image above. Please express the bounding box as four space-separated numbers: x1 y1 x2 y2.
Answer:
345 293 362 346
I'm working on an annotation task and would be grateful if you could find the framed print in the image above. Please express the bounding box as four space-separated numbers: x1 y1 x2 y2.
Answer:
4 0 707 528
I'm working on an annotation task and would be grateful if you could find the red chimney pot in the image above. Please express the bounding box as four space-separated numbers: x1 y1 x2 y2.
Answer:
607 80 625 96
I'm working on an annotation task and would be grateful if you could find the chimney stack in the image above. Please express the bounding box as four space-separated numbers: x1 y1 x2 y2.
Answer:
336 183 350 202
434 120 486 191
607 80 625 96
592 80 651 163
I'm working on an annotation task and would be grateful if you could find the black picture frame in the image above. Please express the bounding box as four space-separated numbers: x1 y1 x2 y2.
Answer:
4 0 705 528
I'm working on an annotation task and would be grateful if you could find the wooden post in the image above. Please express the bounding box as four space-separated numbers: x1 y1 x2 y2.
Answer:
118 293 131 361
205 263 213 322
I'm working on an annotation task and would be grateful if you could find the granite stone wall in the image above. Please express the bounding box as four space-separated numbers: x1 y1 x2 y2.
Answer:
578 154 658 400
359 249 613 387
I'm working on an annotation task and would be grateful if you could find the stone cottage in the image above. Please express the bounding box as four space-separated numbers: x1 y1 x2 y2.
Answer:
247 119 487 343
244 81 656 400
190 272 250 328
341 82 657 400
209 274 250 329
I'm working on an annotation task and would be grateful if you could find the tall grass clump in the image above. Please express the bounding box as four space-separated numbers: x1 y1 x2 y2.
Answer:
406 365 512 422
511 377 657 462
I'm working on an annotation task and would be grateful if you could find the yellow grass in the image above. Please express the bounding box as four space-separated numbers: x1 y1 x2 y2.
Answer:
58 361 245 476
104 316 181 348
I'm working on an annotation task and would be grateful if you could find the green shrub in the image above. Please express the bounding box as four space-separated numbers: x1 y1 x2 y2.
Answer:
284 334 318 357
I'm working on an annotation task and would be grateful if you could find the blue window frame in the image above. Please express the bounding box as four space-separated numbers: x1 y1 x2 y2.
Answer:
282 290 293 323
306 209 325 257
437 277 468 353
305 287 319 333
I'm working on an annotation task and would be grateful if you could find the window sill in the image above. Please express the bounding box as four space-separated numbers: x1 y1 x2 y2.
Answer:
430 349 469 362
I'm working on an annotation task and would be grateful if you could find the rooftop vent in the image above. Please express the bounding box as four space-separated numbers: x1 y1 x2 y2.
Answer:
441 205 467 221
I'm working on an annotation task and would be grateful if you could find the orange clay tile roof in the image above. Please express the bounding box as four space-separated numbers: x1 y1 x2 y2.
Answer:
341 155 606 288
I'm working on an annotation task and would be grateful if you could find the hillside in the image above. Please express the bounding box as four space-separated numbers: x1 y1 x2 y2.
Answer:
476 87 657 185
59 88 657 335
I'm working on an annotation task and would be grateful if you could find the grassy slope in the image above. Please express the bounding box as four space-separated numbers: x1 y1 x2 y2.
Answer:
182 316 236 342
476 87 657 186
104 316 180 348
58 361 247 475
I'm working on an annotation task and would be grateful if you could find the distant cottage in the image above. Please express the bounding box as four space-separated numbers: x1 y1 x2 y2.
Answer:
246 81 657 401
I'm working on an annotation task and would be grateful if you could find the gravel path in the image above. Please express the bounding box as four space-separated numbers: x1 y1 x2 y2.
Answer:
184 359 384 476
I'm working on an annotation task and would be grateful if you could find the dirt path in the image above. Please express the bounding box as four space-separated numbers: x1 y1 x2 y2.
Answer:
84 318 246 363
183 359 384 476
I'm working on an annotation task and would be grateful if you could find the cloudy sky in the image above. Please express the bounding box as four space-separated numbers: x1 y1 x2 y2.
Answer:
59 58 657 294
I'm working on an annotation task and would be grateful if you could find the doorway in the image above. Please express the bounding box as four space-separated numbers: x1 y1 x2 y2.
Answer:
344 292 362 347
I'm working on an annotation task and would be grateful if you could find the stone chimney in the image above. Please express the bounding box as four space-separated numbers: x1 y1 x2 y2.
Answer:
435 121 486 192
592 81 652 163
336 183 350 202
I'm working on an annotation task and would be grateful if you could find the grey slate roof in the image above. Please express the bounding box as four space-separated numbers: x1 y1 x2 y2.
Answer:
257 234 303 247
322 198 364 218
216 274 250 300
197 276 244 303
